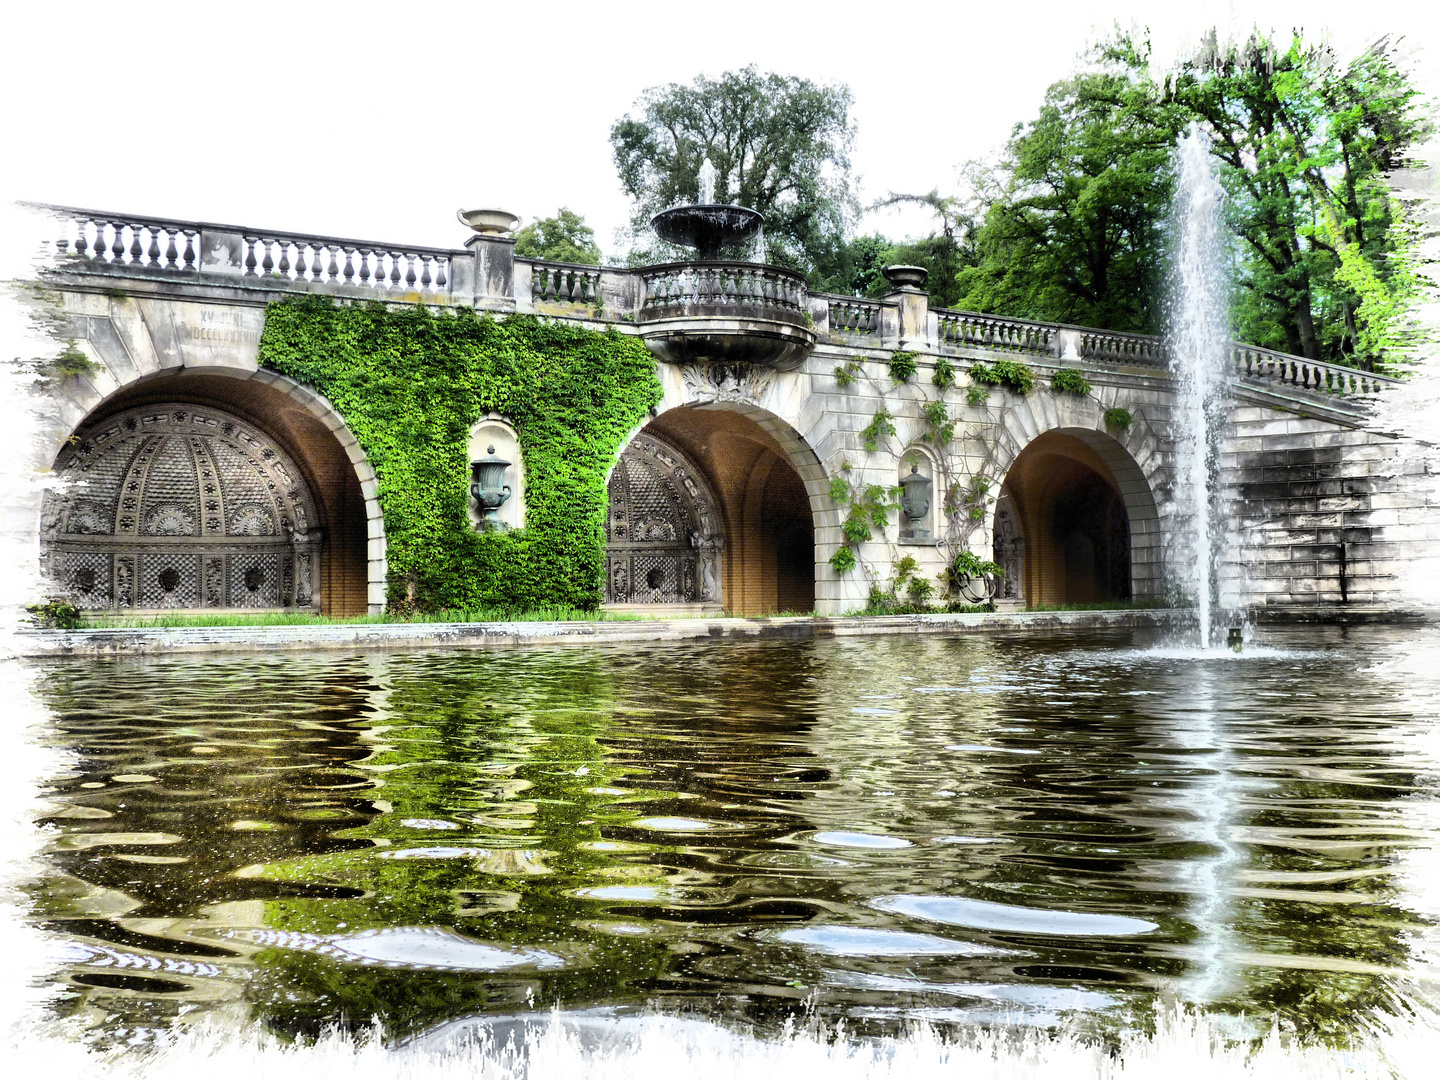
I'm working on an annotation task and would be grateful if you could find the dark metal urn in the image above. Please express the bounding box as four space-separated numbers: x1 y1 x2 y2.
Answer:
899 464 933 541
470 445 512 529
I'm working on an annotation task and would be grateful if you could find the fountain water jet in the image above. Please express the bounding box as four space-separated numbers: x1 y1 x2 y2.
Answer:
1170 123 1232 649
650 157 763 261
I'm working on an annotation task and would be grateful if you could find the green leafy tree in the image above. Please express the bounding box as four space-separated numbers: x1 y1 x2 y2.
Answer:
610 66 855 270
1164 32 1433 366
956 40 1185 332
513 208 602 266
866 190 981 309
809 233 891 296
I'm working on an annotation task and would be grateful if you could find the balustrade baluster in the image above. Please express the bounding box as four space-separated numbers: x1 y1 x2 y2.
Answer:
164 229 178 269
436 259 448 289
261 240 275 276
128 224 144 263
243 237 259 276
277 242 291 278
146 227 161 266
386 252 401 287
72 220 88 257
356 248 371 285
340 248 355 283
419 256 433 289
182 230 197 270
109 221 126 263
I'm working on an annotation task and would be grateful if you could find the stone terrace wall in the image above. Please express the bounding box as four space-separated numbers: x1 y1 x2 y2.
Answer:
1221 407 1438 608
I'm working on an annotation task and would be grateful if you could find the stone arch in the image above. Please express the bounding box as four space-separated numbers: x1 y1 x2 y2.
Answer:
985 390 1163 605
41 369 383 616
608 364 840 615
612 396 831 616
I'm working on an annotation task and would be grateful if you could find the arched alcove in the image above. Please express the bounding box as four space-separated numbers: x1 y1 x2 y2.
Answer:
467 415 525 531
605 432 722 606
611 406 817 616
997 429 1157 606
898 445 939 545
41 372 373 615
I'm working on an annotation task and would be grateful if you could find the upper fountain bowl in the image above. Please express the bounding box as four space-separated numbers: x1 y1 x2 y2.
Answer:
651 204 764 262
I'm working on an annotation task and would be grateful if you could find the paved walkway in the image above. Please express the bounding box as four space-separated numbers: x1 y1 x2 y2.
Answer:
13 609 1190 658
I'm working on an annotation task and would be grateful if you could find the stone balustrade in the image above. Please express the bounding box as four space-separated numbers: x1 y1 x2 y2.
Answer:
36 202 1405 409
827 297 884 338
1229 342 1397 397
49 206 456 296
530 260 602 306
934 308 1055 355
639 262 807 314
1079 327 1169 366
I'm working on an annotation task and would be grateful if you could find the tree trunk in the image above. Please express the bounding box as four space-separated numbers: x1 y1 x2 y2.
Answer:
1295 292 1320 360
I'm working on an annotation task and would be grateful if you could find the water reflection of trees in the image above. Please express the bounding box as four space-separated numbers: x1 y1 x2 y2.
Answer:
32 629 1437 1044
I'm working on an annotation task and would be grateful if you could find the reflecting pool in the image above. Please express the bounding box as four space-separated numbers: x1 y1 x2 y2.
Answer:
25 626 1440 1046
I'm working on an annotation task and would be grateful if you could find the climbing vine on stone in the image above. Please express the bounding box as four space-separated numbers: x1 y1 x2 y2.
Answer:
969 359 1035 395
1051 368 1093 396
888 351 918 384
258 297 662 612
861 408 897 452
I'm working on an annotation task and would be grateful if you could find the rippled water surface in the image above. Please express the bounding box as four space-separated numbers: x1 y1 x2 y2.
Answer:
26 626 1440 1044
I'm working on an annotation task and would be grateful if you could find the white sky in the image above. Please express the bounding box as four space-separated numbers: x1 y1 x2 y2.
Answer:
2 0 1436 259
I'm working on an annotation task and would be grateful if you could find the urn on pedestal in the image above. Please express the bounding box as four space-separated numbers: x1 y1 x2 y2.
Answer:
470 445 512 530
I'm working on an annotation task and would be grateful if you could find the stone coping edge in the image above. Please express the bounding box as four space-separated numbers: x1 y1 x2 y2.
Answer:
13 609 1191 658
11 606 1432 659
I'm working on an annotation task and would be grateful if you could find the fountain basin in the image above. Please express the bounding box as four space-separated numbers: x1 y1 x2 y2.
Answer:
650 205 764 262
637 261 816 371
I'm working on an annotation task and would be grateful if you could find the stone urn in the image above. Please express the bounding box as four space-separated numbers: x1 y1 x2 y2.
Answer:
470 446 512 529
882 265 929 291
457 209 520 236
899 464 933 542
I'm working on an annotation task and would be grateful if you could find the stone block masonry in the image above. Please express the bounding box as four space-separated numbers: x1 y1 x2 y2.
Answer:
1221 409 1438 608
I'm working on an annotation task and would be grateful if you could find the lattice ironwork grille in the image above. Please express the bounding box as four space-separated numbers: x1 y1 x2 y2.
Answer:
41 404 322 612
605 434 721 604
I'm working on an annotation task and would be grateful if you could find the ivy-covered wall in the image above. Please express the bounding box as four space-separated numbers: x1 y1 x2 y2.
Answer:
258 298 662 611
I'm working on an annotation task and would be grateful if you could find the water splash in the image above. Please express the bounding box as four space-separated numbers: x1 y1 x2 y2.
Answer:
697 159 717 205
1170 123 1230 649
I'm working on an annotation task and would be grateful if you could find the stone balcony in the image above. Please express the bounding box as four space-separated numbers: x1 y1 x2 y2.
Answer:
636 261 815 370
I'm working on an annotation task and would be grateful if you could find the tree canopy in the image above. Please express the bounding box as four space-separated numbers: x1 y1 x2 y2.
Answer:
610 66 855 271
604 40 1430 368
1164 32 1432 364
950 31 1431 366
956 44 1185 332
513 208 602 266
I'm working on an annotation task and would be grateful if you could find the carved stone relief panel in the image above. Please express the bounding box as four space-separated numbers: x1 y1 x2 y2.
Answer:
993 489 1025 601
